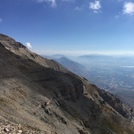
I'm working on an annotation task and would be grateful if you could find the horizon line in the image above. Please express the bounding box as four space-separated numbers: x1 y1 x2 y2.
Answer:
31 49 134 56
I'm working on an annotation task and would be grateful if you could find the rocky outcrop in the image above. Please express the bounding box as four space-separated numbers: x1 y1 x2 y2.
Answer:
0 34 26 50
95 85 134 120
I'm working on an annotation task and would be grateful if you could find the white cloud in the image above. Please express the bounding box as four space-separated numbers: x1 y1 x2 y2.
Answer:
62 0 75 2
89 0 101 13
0 18 3 23
37 0 44 2
123 2 134 15
37 0 57 8
26 42 32 49
74 5 85 11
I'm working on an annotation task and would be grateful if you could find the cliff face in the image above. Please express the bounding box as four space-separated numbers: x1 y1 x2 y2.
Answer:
0 34 134 134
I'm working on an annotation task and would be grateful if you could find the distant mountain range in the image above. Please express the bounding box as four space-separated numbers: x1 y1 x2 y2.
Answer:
54 57 90 79
49 55 134 108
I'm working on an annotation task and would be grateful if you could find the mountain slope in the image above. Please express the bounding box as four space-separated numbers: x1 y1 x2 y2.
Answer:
0 34 134 134
54 55 134 108
54 56 90 79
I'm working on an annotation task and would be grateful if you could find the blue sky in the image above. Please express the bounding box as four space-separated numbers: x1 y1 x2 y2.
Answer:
0 0 134 56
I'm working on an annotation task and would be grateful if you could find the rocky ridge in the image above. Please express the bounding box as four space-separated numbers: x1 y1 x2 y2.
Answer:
0 34 134 134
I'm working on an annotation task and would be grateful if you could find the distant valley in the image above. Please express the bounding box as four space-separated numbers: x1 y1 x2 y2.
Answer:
48 55 134 108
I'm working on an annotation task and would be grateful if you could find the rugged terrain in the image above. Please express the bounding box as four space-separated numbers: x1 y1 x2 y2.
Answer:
0 34 134 134
53 56 134 108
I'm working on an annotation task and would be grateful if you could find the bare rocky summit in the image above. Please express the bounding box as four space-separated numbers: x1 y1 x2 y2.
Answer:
0 34 134 134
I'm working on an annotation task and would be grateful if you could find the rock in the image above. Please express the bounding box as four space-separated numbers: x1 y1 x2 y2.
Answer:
17 130 23 134
4 127 10 132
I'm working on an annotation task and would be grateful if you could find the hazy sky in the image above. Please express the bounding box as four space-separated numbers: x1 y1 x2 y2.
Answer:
0 0 134 55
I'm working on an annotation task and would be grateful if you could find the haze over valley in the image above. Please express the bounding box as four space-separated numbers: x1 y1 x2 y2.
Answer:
49 54 134 108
